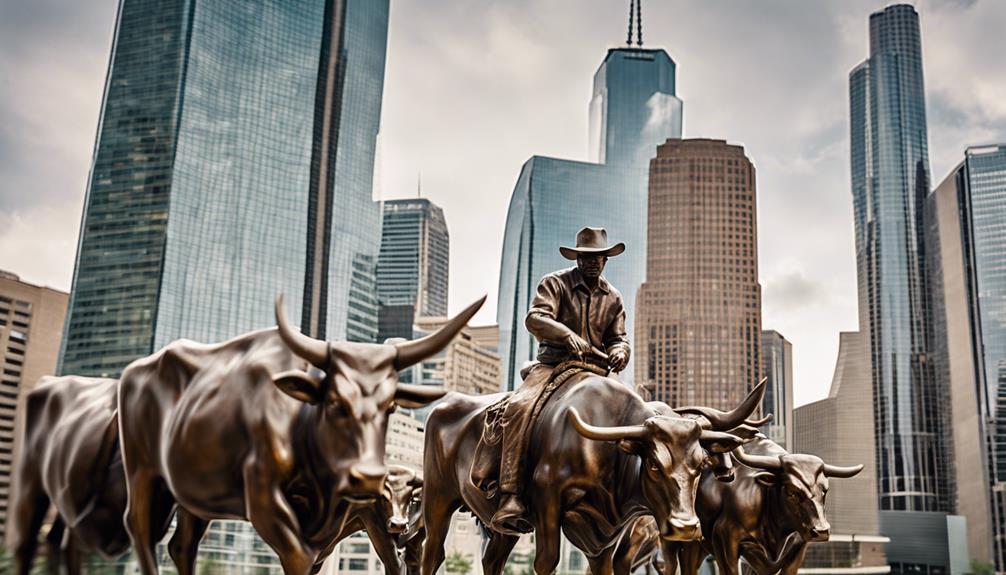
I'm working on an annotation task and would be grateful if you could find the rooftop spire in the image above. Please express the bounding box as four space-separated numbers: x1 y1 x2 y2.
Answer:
636 0 643 46
625 0 643 47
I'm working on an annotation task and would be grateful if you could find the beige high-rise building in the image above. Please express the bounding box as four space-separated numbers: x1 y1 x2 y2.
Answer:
794 331 889 573
635 139 762 409
414 318 501 396
0 271 68 540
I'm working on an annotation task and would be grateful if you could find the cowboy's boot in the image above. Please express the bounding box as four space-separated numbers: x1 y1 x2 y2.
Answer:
489 493 532 536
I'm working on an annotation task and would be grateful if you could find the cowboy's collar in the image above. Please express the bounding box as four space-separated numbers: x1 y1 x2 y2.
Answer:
571 267 610 294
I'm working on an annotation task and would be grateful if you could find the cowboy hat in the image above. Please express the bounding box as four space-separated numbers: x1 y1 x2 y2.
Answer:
559 227 625 260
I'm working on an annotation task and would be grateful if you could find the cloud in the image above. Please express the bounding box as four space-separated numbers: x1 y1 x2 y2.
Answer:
3 0 1004 406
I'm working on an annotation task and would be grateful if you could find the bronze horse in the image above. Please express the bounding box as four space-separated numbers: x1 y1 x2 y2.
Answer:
420 375 766 575
116 296 483 575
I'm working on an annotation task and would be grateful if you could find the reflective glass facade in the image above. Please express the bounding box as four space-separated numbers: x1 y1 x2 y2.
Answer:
376 198 450 342
61 0 388 378
761 330 793 450
589 48 683 167
325 0 388 343
930 145 1006 570
498 47 681 390
59 1 388 568
849 4 952 513
497 157 645 390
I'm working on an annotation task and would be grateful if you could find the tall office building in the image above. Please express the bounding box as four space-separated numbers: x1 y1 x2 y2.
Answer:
761 330 793 450
928 145 1006 570
59 0 388 380
794 332 889 574
634 139 762 410
59 1 389 571
849 4 953 515
497 23 683 390
0 271 68 541
376 198 450 342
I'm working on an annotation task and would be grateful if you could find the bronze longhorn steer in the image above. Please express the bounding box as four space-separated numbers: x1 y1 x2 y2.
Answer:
666 437 863 575
7 376 213 575
308 465 425 575
420 375 766 575
117 295 484 575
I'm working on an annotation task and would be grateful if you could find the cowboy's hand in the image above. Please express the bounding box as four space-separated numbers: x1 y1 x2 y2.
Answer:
608 348 629 372
564 332 590 357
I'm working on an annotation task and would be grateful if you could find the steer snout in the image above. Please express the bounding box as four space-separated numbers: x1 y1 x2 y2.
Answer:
348 462 388 498
661 515 702 541
387 515 409 534
808 523 831 542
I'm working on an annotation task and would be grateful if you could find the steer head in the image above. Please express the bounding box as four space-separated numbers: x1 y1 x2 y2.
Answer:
733 446 863 542
378 465 423 535
567 380 768 541
273 294 485 500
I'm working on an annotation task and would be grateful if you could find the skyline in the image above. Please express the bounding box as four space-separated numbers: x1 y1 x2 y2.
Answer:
2 0 1005 406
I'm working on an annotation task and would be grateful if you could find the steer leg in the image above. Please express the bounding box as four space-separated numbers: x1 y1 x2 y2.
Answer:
9 484 49 575
711 529 741 575
61 528 81 575
243 458 314 575
778 545 808 575
124 469 173 575
531 498 561 575
481 533 518 575
672 542 704 575
360 513 404 575
586 548 615 575
420 482 458 575
168 508 210 575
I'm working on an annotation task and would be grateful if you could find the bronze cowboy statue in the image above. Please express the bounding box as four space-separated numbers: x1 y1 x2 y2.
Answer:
421 229 759 575
490 226 630 534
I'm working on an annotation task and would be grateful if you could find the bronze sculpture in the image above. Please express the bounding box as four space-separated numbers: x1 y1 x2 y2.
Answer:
611 516 664 575
8 375 191 575
491 226 631 534
307 465 425 575
664 436 863 575
115 295 483 575
421 380 763 575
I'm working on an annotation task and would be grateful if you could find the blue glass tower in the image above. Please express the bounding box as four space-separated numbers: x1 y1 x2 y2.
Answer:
59 0 388 378
849 3 951 515
497 43 682 391
930 145 1006 570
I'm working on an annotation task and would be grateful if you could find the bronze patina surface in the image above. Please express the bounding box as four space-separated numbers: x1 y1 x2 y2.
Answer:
116 295 483 575
420 377 765 575
665 437 863 575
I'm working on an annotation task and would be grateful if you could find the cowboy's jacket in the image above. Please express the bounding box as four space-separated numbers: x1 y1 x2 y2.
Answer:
525 266 630 366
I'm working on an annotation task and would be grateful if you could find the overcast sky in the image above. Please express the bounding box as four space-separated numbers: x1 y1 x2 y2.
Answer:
1 0 1004 406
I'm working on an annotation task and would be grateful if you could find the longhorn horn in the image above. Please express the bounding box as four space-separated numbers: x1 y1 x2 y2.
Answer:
675 378 768 430
567 407 647 442
732 445 784 472
275 295 328 368
823 462 864 478
745 413 774 426
394 296 486 370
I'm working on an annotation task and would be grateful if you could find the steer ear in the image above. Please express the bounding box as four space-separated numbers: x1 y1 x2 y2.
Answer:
395 383 448 409
273 370 325 404
700 430 747 454
753 471 778 487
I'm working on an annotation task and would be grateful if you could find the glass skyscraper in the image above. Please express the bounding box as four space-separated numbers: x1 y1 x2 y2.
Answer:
58 0 388 571
498 46 682 390
930 145 1006 571
849 4 952 514
376 198 450 342
60 0 388 378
